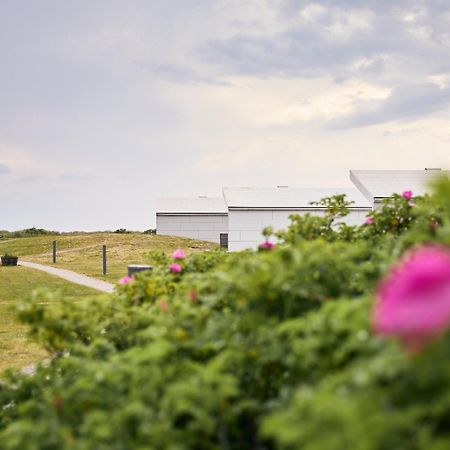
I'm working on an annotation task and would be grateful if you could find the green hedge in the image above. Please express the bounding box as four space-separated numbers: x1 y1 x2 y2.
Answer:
1 177 450 449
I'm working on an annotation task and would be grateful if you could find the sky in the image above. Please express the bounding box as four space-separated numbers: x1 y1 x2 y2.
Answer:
1 0 450 231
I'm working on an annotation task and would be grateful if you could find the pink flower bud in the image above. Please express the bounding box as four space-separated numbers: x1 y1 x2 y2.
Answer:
169 263 182 273
119 276 133 285
172 249 186 260
364 216 374 225
402 190 413 200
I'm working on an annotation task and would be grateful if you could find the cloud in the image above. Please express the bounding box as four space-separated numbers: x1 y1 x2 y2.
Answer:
195 0 450 127
1 0 450 231
330 82 450 128
0 163 10 174
199 1 450 80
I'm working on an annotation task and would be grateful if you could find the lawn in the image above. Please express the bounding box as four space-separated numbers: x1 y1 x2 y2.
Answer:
0 265 101 372
0 233 217 282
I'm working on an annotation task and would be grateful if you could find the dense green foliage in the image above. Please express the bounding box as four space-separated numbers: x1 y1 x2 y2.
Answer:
0 228 60 240
1 177 450 449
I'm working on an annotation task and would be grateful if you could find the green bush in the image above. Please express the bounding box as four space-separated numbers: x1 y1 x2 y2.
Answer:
0 228 60 239
1 178 450 449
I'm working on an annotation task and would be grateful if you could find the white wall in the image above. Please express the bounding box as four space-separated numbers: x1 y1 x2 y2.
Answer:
156 214 228 244
228 209 370 251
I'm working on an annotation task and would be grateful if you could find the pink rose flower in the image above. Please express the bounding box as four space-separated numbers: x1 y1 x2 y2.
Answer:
372 245 450 352
172 249 186 260
169 263 182 273
402 190 413 200
119 276 133 285
364 216 374 225
259 241 276 250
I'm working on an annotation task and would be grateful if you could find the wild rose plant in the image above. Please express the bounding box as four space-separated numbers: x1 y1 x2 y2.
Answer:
373 245 450 352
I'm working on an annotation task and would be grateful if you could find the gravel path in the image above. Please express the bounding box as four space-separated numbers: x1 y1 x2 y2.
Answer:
19 261 115 294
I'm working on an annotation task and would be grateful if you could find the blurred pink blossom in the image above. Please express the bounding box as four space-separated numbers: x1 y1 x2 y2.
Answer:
364 216 374 225
373 245 450 352
189 289 198 302
169 263 182 273
119 276 133 285
259 241 276 250
408 200 416 207
172 249 186 260
402 190 413 200
159 300 169 312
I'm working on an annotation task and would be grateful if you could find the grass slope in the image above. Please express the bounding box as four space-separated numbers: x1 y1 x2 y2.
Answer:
0 233 216 282
0 266 101 372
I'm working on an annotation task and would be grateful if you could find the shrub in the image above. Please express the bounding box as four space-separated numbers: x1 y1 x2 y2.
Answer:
0 178 450 449
114 228 131 234
0 228 60 239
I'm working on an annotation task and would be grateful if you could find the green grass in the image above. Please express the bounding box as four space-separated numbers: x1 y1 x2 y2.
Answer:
0 266 101 372
0 233 216 282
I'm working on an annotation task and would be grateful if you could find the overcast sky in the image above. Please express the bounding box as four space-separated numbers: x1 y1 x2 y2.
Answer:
1 0 449 231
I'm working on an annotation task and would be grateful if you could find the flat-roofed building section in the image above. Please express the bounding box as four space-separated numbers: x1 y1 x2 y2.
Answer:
223 187 372 251
156 197 228 245
350 169 449 207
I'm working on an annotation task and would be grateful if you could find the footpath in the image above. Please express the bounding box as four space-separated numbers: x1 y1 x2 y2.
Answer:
19 261 115 294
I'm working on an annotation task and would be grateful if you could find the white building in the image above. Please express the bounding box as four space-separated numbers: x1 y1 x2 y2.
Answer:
223 187 372 251
350 169 449 208
156 197 228 245
155 169 449 251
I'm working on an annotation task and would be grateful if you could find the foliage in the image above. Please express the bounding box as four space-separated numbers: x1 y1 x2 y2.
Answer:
277 194 357 243
1 178 450 449
113 228 131 234
0 228 60 240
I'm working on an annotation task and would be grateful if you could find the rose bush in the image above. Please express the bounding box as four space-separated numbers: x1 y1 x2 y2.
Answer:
0 176 450 449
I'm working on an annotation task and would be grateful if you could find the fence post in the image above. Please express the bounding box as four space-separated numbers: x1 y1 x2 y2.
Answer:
52 240 56 263
102 245 107 276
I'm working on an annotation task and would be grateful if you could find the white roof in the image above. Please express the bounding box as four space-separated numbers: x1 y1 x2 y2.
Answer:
156 197 227 214
350 170 449 202
222 187 371 209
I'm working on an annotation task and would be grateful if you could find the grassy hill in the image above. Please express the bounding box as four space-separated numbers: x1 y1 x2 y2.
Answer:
0 266 102 371
0 233 217 282
0 233 216 371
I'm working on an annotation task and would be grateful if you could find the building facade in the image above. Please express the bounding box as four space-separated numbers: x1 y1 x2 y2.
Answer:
156 197 228 245
155 169 449 251
223 187 372 251
350 169 448 208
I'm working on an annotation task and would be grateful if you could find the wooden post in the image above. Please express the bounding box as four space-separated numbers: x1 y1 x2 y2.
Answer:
102 245 107 276
52 240 56 263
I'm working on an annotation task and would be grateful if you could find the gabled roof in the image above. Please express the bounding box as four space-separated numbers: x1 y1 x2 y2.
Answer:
156 197 227 214
350 169 449 203
222 187 371 209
